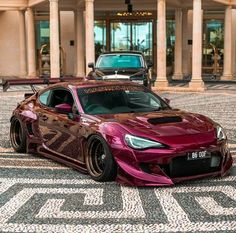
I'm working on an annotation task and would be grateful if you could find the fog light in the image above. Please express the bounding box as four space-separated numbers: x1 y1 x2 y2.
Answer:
210 156 221 167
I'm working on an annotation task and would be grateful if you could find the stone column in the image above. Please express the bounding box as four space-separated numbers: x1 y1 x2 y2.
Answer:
26 7 37 77
221 6 233 80
75 8 85 77
182 10 193 77
231 9 236 79
85 0 95 75
19 10 27 77
189 0 204 90
173 9 183 80
155 0 168 88
50 0 60 78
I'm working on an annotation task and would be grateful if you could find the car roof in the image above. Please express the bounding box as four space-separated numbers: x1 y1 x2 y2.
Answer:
99 51 144 56
40 80 143 92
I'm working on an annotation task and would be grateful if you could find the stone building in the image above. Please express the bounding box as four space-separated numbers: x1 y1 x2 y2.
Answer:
0 0 236 90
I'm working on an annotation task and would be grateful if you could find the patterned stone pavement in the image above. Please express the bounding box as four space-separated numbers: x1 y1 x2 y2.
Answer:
169 81 236 92
0 91 235 233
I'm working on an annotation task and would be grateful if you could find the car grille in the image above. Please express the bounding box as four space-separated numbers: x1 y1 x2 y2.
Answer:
159 152 222 178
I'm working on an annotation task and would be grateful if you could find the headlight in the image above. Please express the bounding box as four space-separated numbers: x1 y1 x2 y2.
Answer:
125 134 165 149
216 126 226 141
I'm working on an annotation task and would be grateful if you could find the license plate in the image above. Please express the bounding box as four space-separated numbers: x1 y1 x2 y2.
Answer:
187 151 210 161
132 80 143 85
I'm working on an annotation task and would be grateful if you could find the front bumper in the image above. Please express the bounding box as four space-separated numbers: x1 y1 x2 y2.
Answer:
113 142 233 186
86 75 148 86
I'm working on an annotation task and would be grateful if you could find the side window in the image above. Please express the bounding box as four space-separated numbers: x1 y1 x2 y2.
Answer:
39 90 51 106
48 89 74 108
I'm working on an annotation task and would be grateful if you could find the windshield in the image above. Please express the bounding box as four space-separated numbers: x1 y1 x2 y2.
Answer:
78 85 170 115
96 54 144 69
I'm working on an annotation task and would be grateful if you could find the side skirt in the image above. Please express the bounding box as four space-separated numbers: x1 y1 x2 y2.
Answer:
37 145 88 174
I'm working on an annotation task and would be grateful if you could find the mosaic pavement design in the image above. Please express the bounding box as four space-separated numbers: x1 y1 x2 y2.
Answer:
0 92 235 232
0 149 235 232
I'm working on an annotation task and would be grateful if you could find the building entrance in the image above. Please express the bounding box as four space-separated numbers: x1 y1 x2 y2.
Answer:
36 20 50 76
36 19 66 76
110 21 153 62
202 20 224 76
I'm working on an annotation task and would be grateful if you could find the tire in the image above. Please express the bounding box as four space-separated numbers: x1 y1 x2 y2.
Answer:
10 117 27 153
85 135 117 182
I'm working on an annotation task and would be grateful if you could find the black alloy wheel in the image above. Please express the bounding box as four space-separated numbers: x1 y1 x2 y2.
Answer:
10 117 26 153
86 135 117 182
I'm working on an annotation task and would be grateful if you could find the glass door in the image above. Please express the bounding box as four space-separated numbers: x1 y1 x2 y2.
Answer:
36 20 50 50
94 20 107 60
36 20 65 76
111 22 131 51
36 21 50 76
110 21 153 62
132 22 153 62
203 20 224 75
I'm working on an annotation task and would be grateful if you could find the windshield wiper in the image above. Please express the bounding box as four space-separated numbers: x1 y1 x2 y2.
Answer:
129 69 146 78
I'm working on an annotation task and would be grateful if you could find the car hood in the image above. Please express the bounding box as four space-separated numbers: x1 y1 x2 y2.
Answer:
98 110 216 139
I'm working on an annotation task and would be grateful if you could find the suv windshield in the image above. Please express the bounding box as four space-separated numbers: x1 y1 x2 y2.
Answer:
96 54 144 69
78 85 170 115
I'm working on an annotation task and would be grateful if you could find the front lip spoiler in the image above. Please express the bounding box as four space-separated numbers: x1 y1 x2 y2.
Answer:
116 159 174 186
115 154 233 187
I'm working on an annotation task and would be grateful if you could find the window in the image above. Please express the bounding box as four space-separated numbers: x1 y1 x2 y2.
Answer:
39 90 51 106
166 20 175 66
202 20 224 74
39 89 74 109
127 92 160 108
97 54 144 69
36 21 50 50
94 20 106 60
78 86 169 115
110 21 153 62
48 89 74 108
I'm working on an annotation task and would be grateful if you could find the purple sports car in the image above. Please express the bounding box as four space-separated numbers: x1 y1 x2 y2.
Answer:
9 81 232 186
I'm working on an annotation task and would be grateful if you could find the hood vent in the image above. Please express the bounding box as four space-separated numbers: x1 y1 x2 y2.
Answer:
148 116 182 125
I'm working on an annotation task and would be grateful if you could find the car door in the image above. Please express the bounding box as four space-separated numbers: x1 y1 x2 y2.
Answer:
37 87 83 161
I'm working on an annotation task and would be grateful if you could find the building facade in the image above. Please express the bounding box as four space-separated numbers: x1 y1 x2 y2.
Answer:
0 0 236 90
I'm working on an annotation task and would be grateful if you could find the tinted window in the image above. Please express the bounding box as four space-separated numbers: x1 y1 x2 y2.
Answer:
48 89 74 108
97 54 143 69
39 90 51 106
78 86 170 115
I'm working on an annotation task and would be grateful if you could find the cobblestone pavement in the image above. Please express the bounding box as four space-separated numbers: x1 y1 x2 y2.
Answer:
0 91 235 233
169 81 236 92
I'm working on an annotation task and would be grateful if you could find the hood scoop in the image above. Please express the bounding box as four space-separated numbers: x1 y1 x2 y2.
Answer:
148 116 182 125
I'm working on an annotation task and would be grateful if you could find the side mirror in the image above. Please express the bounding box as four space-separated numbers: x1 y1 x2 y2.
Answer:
147 61 153 69
164 98 170 105
55 103 72 114
88 62 95 71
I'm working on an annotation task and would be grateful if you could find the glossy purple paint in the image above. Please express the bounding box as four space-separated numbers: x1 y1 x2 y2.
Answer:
10 81 233 186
